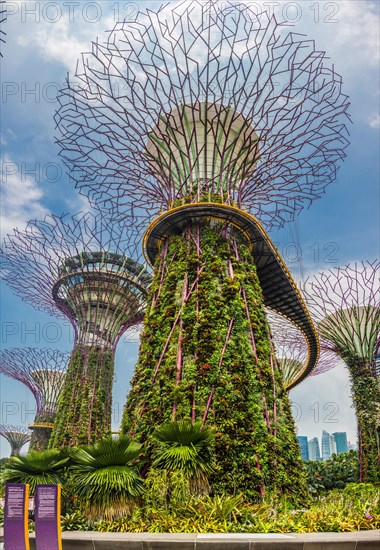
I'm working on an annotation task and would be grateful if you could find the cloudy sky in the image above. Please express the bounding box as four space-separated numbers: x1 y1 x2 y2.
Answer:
0 0 379 457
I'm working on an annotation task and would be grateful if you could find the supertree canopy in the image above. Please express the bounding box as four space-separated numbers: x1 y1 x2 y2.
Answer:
303 261 380 482
56 0 350 229
53 0 351 500
0 425 31 456
1 212 152 447
0 349 68 451
268 311 339 388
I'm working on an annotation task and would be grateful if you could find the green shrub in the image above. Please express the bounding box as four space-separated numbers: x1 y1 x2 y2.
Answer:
69 436 144 521
61 510 90 532
305 451 359 493
92 484 380 533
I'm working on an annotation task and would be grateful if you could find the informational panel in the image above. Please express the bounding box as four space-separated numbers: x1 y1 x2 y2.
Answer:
34 484 62 550
4 483 30 550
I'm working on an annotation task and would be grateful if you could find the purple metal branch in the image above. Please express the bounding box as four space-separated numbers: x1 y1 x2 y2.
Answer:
0 425 31 456
0 1 6 57
1 212 152 350
55 0 350 229
0 349 69 418
268 310 341 383
301 261 380 367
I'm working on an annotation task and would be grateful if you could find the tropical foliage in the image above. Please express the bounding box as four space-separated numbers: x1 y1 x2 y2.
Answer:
50 345 114 448
122 221 308 502
1 449 69 494
69 436 144 521
29 423 54 452
93 483 380 533
348 362 380 483
152 421 215 495
306 451 360 493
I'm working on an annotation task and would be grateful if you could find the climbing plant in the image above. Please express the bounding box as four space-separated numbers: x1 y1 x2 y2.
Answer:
29 411 56 452
345 359 380 483
122 220 308 503
50 346 114 448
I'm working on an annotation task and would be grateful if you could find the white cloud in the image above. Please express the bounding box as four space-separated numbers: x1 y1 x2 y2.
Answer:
13 4 116 71
369 113 380 128
0 155 48 238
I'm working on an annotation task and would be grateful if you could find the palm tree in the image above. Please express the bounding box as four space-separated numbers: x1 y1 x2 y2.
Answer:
2 449 69 494
69 436 144 521
152 421 215 495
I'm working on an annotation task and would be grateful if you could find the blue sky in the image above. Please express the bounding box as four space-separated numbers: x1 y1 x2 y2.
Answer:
0 0 379 457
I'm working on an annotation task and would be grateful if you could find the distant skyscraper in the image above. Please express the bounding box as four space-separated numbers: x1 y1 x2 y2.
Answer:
375 353 380 383
332 432 348 454
297 436 309 460
347 441 358 451
308 437 321 461
322 430 337 460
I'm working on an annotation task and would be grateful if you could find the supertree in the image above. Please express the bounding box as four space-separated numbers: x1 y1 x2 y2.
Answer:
303 261 380 482
0 425 31 456
0 349 69 451
268 311 340 388
1 212 152 448
54 0 350 499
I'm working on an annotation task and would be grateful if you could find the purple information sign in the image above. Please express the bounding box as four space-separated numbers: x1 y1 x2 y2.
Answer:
34 485 62 550
4 483 30 550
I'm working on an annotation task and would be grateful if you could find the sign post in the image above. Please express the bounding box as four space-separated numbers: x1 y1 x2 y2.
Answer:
4 483 30 550
34 484 62 550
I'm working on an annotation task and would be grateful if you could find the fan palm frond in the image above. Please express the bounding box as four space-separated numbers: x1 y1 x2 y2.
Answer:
152 421 215 495
70 436 144 521
2 449 69 494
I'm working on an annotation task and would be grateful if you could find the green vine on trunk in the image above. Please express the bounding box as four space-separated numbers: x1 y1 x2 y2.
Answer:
49 345 114 448
122 221 308 503
347 359 380 483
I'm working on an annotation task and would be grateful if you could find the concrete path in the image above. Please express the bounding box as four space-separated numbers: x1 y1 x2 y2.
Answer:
14 529 380 550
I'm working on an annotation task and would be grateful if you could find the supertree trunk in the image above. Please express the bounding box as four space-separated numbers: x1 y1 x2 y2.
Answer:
1 214 151 449
49 345 114 448
347 359 380 482
29 411 56 452
122 221 308 501
29 426 51 452
303 262 380 483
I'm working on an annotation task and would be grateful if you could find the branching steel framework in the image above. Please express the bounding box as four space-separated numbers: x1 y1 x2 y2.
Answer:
53 0 352 386
268 311 340 387
1 212 152 447
302 261 380 482
0 425 31 456
0 1 5 57
53 0 351 498
56 0 350 229
0 349 68 451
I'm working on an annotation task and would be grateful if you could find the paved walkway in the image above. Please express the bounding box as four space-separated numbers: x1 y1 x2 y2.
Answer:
17 529 380 549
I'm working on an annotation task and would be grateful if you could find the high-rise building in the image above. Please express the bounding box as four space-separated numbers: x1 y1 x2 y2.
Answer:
322 430 337 460
347 441 358 451
297 436 309 460
332 432 348 454
308 437 321 461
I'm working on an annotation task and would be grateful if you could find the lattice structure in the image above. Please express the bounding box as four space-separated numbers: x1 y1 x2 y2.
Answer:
302 261 380 482
56 0 350 229
268 311 339 388
0 1 5 57
0 425 31 456
0 348 68 451
1 212 152 447
54 0 351 500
